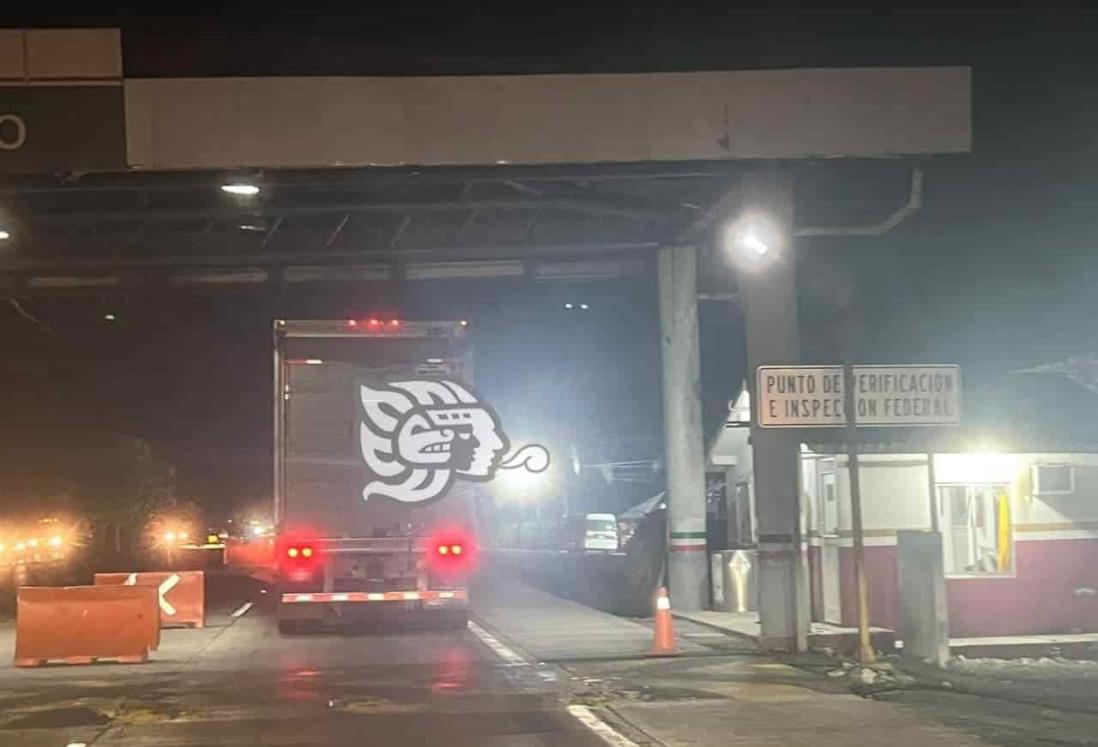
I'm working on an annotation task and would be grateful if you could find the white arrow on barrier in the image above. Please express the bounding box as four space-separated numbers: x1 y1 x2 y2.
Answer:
124 572 181 616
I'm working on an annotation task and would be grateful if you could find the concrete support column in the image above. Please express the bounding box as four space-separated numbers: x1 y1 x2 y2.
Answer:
658 244 708 611
897 530 950 666
740 169 810 651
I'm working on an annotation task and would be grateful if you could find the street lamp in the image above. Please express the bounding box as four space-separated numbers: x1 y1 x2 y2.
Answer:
723 214 784 268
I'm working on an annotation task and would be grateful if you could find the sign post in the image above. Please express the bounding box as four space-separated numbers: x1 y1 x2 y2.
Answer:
842 364 873 664
756 363 961 664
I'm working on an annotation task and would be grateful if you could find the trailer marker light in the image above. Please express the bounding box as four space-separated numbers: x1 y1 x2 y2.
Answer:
437 544 449 556
389 319 401 327
301 546 313 558
221 183 260 196
368 318 381 327
287 547 299 558
450 543 463 555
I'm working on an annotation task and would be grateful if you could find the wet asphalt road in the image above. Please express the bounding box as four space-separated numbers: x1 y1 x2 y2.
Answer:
0 574 606 747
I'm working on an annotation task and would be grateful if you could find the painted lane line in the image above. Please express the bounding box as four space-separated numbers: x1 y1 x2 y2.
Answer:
230 601 254 618
567 705 639 747
467 620 530 666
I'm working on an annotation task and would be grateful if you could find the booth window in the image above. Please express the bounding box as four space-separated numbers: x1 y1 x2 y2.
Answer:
939 485 1013 576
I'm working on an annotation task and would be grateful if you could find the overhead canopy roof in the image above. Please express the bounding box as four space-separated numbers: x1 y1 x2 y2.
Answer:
123 67 970 170
0 29 971 292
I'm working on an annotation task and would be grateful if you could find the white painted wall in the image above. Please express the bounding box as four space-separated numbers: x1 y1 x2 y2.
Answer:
799 450 1098 544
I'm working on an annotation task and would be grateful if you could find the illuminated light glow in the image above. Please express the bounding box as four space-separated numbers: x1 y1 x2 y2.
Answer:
367 318 381 327
450 544 463 556
347 319 357 327
389 319 401 327
460 320 469 327
221 183 260 196
304 359 323 365
0 229 10 240
287 546 299 558
14 542 25 552
438 591 456 599
437 544 449 556
580 303 590 310
179 531 189 541
0 543 5 552
251 524 267 537
740 230 770 256
936 449 1018 484
564 303 574 309
104 313 116 321
48 536 62 548
499 465 546 493
300 546 313 558
26 538 38 548
163 531 176 543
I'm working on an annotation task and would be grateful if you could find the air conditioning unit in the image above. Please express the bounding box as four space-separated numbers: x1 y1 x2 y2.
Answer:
1032 464 1075 496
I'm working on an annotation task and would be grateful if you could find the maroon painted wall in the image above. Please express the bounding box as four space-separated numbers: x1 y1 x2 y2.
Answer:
836 539 1098 637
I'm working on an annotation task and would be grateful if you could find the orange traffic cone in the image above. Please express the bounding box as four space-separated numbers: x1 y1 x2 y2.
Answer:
649 586 679 656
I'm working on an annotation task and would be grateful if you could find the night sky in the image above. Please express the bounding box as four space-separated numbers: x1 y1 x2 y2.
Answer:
1 3 1097 516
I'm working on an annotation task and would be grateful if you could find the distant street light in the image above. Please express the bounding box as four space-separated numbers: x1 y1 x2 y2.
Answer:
103 312 117 321
0 229 10 241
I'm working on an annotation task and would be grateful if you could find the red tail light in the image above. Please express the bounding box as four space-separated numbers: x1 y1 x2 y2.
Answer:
427 530 476 575
279 536 320 575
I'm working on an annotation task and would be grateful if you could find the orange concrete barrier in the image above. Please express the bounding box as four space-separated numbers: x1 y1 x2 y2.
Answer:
15 585 160 667
94 571 205 628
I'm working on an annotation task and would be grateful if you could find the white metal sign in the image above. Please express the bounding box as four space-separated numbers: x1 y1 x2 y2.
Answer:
756 365 961 428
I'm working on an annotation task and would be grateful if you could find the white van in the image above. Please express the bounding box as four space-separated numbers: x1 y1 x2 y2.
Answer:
562 512 620 552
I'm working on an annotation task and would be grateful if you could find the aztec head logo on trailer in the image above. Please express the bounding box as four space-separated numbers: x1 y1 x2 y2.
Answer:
358 379 549 504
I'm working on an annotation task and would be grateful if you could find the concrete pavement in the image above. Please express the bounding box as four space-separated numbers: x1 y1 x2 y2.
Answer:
0 563 1067 746
0 572 599 746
